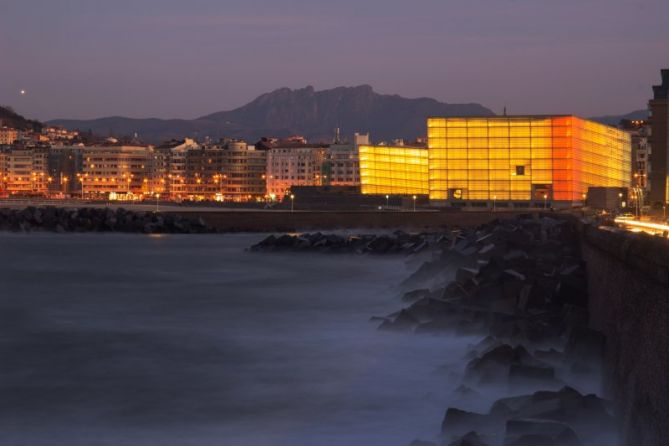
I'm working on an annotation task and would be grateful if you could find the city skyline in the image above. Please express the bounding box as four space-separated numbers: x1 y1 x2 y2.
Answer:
2 0 668 121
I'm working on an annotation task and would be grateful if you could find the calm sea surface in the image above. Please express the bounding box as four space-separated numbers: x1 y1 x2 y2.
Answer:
0 233 478 446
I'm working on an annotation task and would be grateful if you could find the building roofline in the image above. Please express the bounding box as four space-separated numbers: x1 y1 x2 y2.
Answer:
426 114 574 119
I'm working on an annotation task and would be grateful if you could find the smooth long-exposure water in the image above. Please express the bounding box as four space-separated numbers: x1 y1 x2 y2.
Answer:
0 233 475 446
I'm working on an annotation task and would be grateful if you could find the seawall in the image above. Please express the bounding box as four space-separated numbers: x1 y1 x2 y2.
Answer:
170 210 532 232
580 224 669 446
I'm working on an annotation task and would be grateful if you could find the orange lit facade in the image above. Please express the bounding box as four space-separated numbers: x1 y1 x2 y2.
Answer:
0 148 50 195
82 146 152 198
427 116 631 206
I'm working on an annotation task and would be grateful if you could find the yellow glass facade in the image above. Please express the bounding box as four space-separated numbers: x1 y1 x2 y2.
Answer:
427 116 631 203
359 145 428 195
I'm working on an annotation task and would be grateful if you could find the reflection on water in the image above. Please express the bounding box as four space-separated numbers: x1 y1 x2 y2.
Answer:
0 233 477 446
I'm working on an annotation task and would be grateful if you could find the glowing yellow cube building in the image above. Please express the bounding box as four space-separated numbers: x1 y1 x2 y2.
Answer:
428 116 630 205
359 145 429 195
358 116 631 207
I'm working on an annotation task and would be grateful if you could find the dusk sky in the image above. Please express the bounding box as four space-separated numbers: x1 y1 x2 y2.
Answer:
1 0 667 121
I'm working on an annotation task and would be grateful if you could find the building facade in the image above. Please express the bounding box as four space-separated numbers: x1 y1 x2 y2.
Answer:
359 116 631 207
0 127 19 145
322 143 360 186
427 116 630 206
620 119 651 195
220 141 267 201
649 69 669 205
82 145 153 198
47 146 84 195
359 145 429 195
266 144 327 199
0 147 50 195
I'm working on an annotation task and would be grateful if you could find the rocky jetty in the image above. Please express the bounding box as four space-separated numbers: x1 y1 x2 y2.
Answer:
251 213 617 445
0 206 212 233
379 214 614 445
250 230 446 255
379 214 589 343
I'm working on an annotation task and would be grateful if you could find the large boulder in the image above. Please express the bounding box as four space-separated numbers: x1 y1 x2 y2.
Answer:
442 408 498 437
447 431 489 446
490 386 614 434
504 419 582 446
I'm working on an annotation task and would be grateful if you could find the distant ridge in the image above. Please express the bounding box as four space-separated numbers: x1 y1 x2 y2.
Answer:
0 105 43 131
589 109 648 126
48 85 494 143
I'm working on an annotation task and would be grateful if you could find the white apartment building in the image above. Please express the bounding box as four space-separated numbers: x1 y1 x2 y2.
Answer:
266 145 326 199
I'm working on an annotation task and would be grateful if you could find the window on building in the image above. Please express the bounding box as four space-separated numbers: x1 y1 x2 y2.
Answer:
515 165 526 176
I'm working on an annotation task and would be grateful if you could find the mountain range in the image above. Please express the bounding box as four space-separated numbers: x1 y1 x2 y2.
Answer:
589 109 649 126
47 85 493 143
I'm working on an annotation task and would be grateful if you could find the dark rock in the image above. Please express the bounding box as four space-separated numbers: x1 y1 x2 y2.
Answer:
508 363 556 387
442 408 497 436
447 431 489 446
378 309 419 331
490 386 613 431
402 288 431 303
565 327 606 362
504 419 582 446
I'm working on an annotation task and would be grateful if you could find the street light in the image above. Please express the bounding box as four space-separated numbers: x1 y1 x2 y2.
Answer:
412 195 417 212
155 193 160 213
290 194 295 212
543 194 548 210
492 195 497 212
385 194 389 207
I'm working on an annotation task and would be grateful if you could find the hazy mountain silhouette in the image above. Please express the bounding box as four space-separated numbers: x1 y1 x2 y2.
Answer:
0 105 43 131
48 85 494 143
589 109 648 126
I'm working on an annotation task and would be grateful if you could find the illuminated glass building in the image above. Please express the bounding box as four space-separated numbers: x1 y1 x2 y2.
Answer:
359 116 631 207
427 116 631 206
359 145 428 195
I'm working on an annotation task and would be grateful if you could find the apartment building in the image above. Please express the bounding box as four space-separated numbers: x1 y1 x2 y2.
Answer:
221 140 267 201
82 145 153 198
266 142 327 199
0 147 50 195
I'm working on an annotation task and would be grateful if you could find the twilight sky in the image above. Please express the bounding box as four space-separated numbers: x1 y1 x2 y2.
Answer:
1 0 667 121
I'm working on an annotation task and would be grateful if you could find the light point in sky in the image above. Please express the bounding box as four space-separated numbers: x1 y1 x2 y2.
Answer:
20 89 26 96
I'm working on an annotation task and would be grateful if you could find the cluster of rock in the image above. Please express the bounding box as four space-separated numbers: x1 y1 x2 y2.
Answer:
375 214 613 445
438 384 614 445
0 206 212 234
249 214 615 445
379 215 589 340
249 230 441 255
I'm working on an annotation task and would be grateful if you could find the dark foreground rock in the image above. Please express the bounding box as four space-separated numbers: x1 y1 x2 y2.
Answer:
250 230 450 255
250 213 618 445
378 215 593 346
442 386 614 445
0 206 213 233
447 431 489 446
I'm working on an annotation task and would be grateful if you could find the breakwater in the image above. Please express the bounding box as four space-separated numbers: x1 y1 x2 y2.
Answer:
253 214 669 445
252 214 616 445
175 209 532 232
580 224 669 446
0 206 212 233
